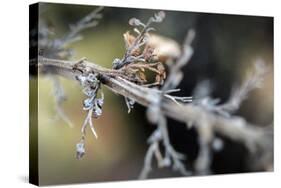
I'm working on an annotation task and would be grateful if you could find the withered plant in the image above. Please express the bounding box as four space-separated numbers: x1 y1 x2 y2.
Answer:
31 7 273 179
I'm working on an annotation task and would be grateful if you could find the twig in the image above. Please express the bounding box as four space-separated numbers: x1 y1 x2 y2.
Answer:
50 76 74 128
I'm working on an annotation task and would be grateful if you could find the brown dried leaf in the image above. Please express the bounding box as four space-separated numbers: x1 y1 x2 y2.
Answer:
140 67 145 72
143 45 155 61
147 34 181 62
123 31 141 56
123 31 135 49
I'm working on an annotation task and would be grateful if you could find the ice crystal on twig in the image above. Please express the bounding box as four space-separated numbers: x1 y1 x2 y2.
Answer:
75 72 104 158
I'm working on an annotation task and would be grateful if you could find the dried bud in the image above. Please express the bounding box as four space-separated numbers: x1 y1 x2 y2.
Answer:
83 87 95 97
83 98 94 110
112 58 122 69
76 141 85 160
96 98 104 108
125 97 135 113
76 75 87 86
87 73 98 83
129 18 142 26
93 107 102 118
152 11 166 23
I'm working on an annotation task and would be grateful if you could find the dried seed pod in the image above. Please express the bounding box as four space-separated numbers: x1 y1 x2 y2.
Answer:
112 58 122 69
76 141 85 160
125 97 135 113
83 86 95 96
129 18 143 26
87 73 98 83
96 98 104 108
152 11 166 23
83 97 94 110
76 75 87 86
93 107 102 118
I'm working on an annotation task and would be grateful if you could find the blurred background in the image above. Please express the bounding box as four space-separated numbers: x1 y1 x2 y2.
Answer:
34 2 273 185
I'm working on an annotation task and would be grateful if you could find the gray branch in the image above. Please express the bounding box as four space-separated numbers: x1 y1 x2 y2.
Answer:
37 57 272 157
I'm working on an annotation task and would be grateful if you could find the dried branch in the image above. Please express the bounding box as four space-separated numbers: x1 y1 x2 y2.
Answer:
217 59 268 114
61 6 104 47
140 30 196 178
38 6 103 59
37 56 273 175
162 29 195 91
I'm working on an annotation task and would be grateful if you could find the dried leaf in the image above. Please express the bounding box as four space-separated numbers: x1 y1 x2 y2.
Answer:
147 34 181 62
123 31 136 49
143 45 155 61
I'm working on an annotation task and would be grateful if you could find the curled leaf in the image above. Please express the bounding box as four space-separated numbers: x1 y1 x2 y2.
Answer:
123 31 136 49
